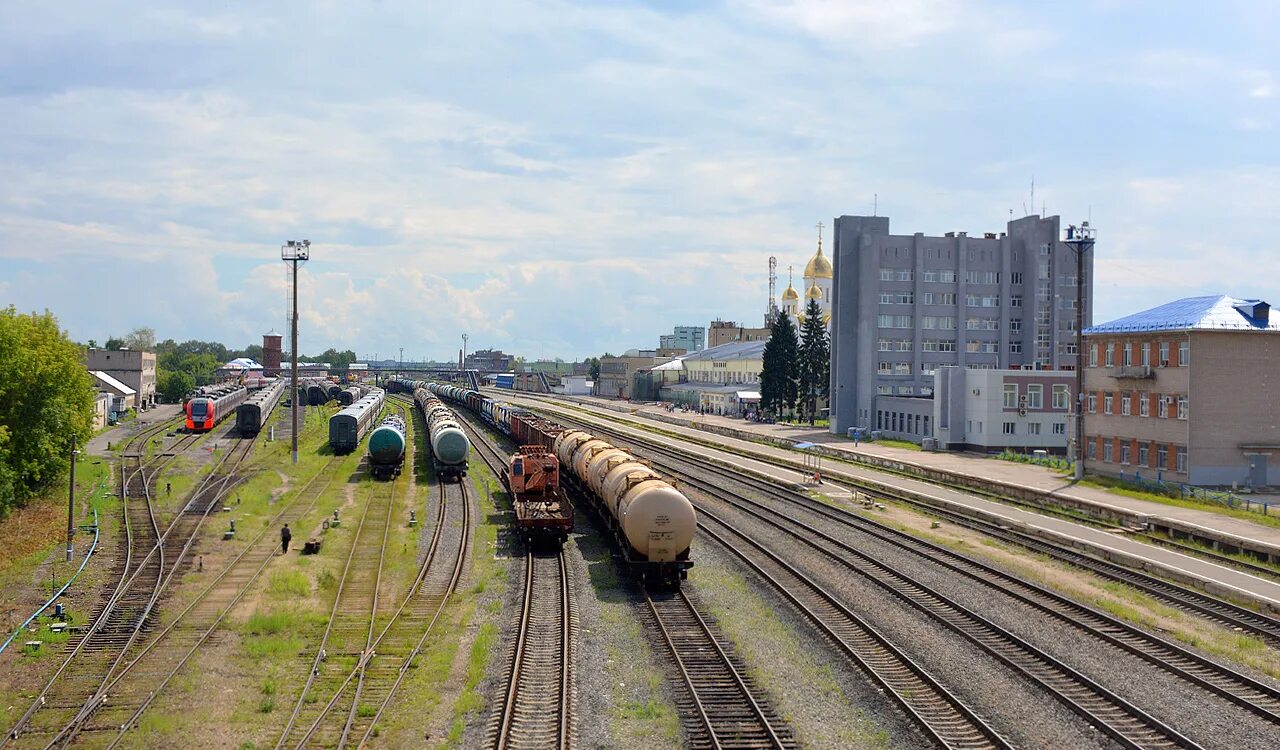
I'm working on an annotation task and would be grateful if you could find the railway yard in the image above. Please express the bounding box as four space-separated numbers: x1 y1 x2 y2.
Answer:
2 381 1279 749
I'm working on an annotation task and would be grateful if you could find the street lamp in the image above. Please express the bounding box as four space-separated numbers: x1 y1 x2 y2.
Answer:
1063 222 1096 481
282 239 311 466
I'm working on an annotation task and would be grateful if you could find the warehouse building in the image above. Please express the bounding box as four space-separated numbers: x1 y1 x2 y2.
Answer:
85 348 156 408
1083 295 1279 488
829 213 1092 435
708 319 771 348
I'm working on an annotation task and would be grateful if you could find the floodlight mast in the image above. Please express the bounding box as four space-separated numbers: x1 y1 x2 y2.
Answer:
282 240 310 465
1063 223 1095 481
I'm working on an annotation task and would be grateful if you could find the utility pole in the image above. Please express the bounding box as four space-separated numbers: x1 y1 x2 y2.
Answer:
282 239 310 465
1064 222 1096 481
66 435 78 562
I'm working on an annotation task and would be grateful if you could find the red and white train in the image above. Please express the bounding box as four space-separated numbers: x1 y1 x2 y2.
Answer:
185 384 249 432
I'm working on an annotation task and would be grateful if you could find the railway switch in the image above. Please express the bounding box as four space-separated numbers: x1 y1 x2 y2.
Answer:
408 509 417 527
331 510 341 528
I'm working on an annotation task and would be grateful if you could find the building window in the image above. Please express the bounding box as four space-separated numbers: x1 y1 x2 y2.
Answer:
1121 394 1131 416
1178 340 1189 366
1011 295 1023 308
1139 394 1149 417
897 293 914 304
1087 393 1096 413
922 316 955 330
878 338 892 351
1121 442 1130 465
880 268 894 282
1104 393 1113 414
1087 440 1097 460
878 385 893 395
880 293 894 304
1053 422 1066 435
1176 446 1187 472
1139 444 1149 467
923 271 937 283
939 270 957 283
878 315 913 328
1038 262 1051 280
897 269 914 282
1103 440 1113 463
922 292 935 304
1003 422 1016 435
1026 384 1043 409
1010 342 1023 354
983 295 1000 307
1028 422 1041 435
1105 343 1114 367
939 292 957 305
1003 384 1018 408
1141 343 1150 367
1177 396 1188 420
1011 272 1024 284
1157 444 1168 468
893 362 911 375
897 339 913 351
1159 342 1169 367
966 294 980 307
1010 319 1022 332
1157 395 1168 418
1040 242 1052 255
1123 343 1132 366
1052 385 1068 409
897 385 913 395
878 361 893 374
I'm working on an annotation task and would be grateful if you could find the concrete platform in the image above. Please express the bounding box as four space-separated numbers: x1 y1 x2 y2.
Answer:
85 403 182 457
503 392 1280 615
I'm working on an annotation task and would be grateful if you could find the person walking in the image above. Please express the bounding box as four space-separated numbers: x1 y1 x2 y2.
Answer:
280 524 292 555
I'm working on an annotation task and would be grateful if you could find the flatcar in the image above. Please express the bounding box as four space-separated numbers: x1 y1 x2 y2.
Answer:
235 380 285 435
367 413 406 480
414 386 470 481
186 384 249 433
329 388 385 454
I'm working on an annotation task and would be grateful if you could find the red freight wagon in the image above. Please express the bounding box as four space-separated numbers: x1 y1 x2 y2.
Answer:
504 444 573 545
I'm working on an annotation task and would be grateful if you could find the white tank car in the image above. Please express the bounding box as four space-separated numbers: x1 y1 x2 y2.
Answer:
554 429 695 562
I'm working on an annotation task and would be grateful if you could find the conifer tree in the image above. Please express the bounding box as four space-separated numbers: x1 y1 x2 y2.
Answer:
760 313 800 417
797 298 831 425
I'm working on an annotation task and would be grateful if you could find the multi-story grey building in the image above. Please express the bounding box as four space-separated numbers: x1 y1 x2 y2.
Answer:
85 348 156 408
829 213 1093 435
659 325 705 353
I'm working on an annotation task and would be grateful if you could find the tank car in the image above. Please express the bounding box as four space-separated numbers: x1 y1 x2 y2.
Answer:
367 413 406 480
186 384 249 433
554 428 694 588
235 380 285 435
414 386 469 481
329 388 385 454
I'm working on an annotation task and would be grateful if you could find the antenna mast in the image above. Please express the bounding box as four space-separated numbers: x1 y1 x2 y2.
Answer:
766 255 778 326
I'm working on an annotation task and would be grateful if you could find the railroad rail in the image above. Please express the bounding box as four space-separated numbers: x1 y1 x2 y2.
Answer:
279 398 475 748
553 414 1259 749
645 589 796 750
3 418 243 748
491 550 574 750
274 438 399 749
694 513 1010 749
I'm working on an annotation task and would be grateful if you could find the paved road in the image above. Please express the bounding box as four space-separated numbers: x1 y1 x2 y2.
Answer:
85 404 182 457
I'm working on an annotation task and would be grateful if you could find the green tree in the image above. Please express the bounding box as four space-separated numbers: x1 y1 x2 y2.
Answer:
158 370 195 403
587 356 602 381
123 326 156 351
0 307 94 513
797 299 831 425
104 336 125 350
760 314 799 417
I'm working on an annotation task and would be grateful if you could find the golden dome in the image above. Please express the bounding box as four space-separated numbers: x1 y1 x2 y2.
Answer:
804 245 833 279
781 283 800 302
805 281 823 300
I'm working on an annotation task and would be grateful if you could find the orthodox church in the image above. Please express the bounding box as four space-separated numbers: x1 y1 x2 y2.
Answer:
779 223 833 327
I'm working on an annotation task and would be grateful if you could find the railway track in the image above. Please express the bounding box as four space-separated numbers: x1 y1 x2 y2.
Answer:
491 550 574 750
645 589 797 750
553 414 1280 748
4 420 253 748
76 452 345 748
278 399 475 749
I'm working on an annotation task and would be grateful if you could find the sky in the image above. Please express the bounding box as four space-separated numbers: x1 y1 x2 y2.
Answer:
2 1 1278 361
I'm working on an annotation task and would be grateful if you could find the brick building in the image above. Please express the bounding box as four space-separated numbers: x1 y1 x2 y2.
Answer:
708 319 771 348
1083 295 1280 487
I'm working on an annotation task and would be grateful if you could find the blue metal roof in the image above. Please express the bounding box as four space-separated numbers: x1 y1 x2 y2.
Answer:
1085 295 1278 334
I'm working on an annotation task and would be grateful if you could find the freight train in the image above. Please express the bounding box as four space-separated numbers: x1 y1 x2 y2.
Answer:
235 379 285 435
427 382 693 587
329 388 385 454
504 412 574 546
367 413 406 479
185 383 249 433
413 384 470 481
